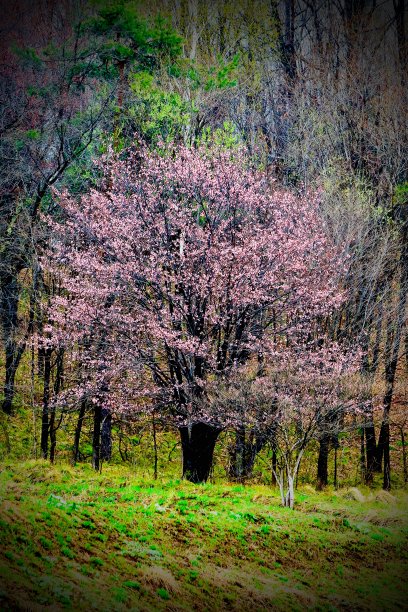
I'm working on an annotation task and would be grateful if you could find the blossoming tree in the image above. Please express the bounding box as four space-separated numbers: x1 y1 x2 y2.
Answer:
44 143 348 481
251 344 362 508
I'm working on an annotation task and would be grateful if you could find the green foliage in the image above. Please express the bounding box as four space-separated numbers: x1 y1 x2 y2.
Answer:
123 579 141 590
124 49 240 145
11 45 43 68
83 1 183 72
197 120 242 149
170 53 240 93
205 54 240 91
61 546 75 559
112 586 127 602
394 182 408 206
90 556 104 567
392 182 408 223
24 129 40 141
128 71 189 142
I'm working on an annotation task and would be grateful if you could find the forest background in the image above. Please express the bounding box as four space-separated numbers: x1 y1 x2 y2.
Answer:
0 0 407 610
1 0 406 490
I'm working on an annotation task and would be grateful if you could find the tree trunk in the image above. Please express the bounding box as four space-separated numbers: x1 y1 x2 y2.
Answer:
92 404 102 471
334 445 338 489
49 411 57 464
394 0 407 72
271 448 277 485
365 403 380 481
360 295 383 478
1 274 20 415
72 400 86 465
100 407 112 461
378 380 394 490
243 431 269 479
179 423 221 483
229 426 270 481
152 413 158 480
405 331 408 373
276 468 286 506
2 348 17 415
378 255 407 489
274 451 304 509
40 347 52 459
399 426 407 484
229 426 246 480
360 427 366 482
49 348 64 464
1 266 37 415
378 202 408 490
283 0 296 80
316 435 330 489
376 418 386 473
3 350 16 414
285 473 295 509
382 420 391 491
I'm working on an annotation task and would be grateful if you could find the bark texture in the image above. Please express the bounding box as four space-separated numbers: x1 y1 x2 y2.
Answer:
179 423 221 483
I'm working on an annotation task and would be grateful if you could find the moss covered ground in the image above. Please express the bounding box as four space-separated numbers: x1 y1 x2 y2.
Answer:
0 460 407 610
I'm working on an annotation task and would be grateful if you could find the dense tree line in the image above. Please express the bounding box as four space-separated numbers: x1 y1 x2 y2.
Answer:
0 0 407 500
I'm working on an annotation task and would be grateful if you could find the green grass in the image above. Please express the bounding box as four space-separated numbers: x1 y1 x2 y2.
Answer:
0 460 407 610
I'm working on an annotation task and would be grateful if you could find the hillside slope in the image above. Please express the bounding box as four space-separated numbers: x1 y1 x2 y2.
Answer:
0 461 407 611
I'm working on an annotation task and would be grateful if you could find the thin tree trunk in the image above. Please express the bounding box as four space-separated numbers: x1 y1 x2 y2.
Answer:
271 448 277 485
399 426 407 484
1 265 38 415
72 400 86 465
376 418 385 472
274 451 304 508
317 435 330 489
229 427 269 481
380 204 408 489
243 431 269 479
365 402 380 481
40 347 52 459
382 420 391 490
49 348 64 464
30 342 36 458
364 301 383 479
152 412 158 480
49 410 57 463
113 50 126 149
405 331 408 373
275 468 286 506
2 348 18 416
360 427 366 482
0 273 20 415
92 404 102 471
229 426 245 480
394 0 407 72
378 263 407 490
286 473 295 509
100 407 112 462
334 445 338 489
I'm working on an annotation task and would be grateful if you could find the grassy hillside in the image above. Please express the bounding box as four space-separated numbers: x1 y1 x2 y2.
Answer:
0 461 407 611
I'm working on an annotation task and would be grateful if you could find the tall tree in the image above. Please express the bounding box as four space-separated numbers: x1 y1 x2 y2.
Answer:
43 142 348 481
